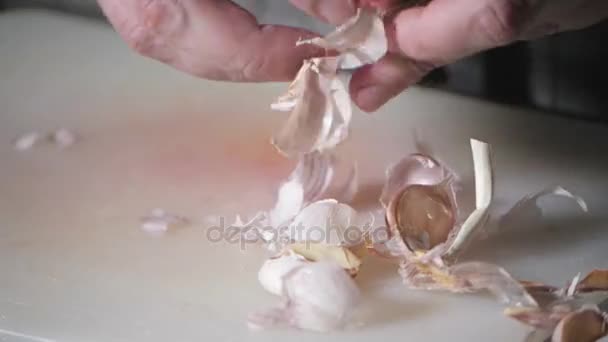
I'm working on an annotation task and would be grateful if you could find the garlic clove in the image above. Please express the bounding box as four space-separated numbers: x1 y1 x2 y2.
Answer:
258 252 308 296
552 308 607 342
288 199 371 247
383 139 493 262
249 261 361 332
287 243 362 276
388 183 455 251
296 7 387 69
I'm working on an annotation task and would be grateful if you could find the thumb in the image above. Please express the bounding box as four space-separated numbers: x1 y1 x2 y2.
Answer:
390 0 526 66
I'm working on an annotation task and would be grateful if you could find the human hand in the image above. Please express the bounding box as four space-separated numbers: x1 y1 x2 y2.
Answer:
98 0 607 112
96 0 326 82
291 0 608 111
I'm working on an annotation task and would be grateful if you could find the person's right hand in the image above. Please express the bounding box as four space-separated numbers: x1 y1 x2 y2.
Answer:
293 0 608 111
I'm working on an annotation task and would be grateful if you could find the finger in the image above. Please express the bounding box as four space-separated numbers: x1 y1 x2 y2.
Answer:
390 0 528 66
98 0 325 81
289 0 357 25
349 53 430 112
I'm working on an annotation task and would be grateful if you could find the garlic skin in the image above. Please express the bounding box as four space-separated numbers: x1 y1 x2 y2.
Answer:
271 57 352 158
297 7 388 69
258 253 307 296
268 151 358 227
249 261 361 332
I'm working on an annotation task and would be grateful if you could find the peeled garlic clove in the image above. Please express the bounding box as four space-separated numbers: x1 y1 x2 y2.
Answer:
297 7 387 69
258 253 308 296
387 183 455 252
249 261 361 332
271 57 351 157
383 139 493 261
449 261 538 308
552 308 607 342
288 243 362 276
576 269 608 293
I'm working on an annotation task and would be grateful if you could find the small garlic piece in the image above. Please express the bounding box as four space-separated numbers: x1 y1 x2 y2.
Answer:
258 253 307 296
249 261 361 332
13 131 41 151
51 128 77 148
140 208 189 235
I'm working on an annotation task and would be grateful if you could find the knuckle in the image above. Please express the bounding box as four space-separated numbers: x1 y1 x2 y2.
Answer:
478 0 529 45
237 53 270 82
118 0 185 58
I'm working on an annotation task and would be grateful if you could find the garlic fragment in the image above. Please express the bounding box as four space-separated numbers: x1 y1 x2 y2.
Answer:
13 131 41 151
249 261 361 332
140 208 189 235
271 57 352 157
296 7 388 69
13 128 79 151
50 128 78 148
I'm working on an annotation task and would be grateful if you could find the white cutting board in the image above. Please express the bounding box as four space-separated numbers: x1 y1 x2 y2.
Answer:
1 9 607 342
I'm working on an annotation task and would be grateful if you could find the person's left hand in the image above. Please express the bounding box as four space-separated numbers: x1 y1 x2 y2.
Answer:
97 0 328 82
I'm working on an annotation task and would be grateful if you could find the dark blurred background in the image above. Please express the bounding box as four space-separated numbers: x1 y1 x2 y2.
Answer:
1 0 606 122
